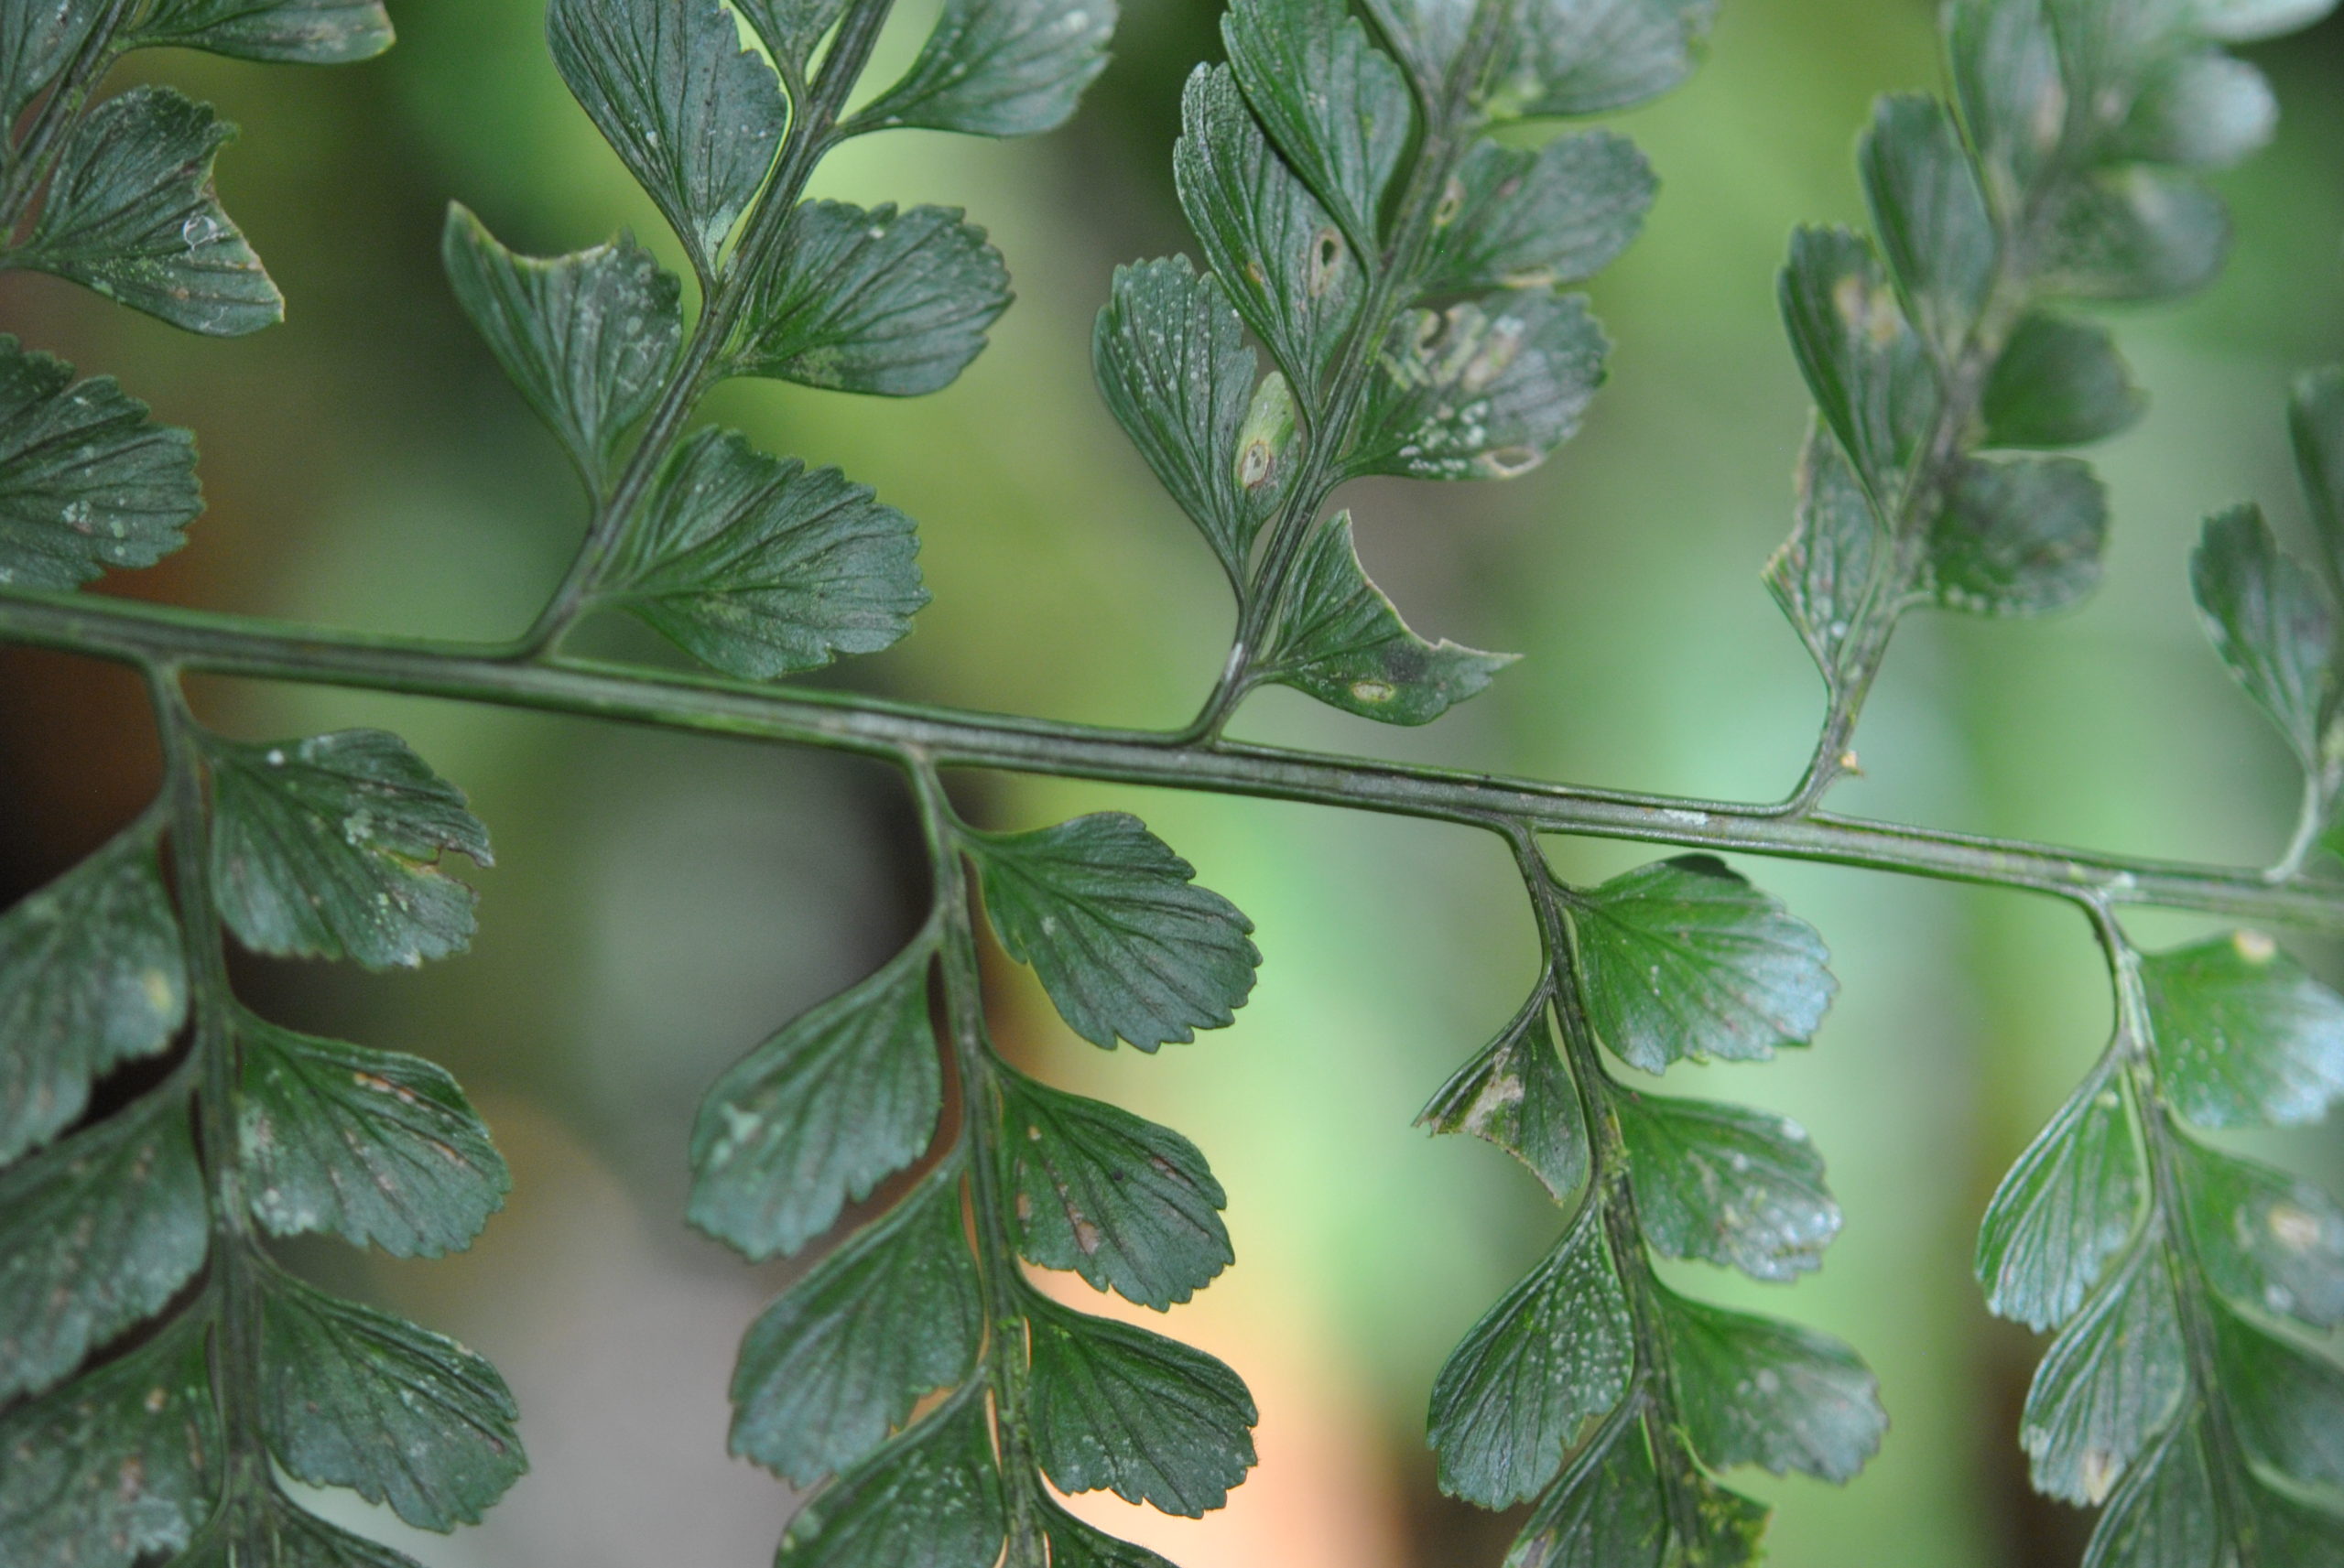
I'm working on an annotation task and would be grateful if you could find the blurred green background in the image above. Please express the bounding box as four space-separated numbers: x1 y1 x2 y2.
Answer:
4 1 2343 1563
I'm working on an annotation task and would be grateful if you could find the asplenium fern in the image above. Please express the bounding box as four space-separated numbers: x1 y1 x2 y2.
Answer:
1 0 2342 1564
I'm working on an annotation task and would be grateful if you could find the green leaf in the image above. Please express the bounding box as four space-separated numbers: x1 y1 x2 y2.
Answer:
2173 1133 2344 1329
1221 0 1412 250
1487 0 1721 120
1860 94 1994 360
1924 455 2109 617
1982 312 2147 450
2079 1411 2220 1568
172 1483 433 1567
2292 366 2344 587
849 0 1113 137
1349 292 1608 481
2142 932 2344 1129
2195 0 2341 42
2190 506 2336 777
2113 50 2275 167
0 1078 206 1401
690 926 941 1262
0 0 100 124
1026 1292 1258 1516
1418 989 1588 1203
2035 168 2230 303
1427 1202 1633 1508
206 729 492 970
440 207 682 492
598 428 928 680
237 1015 509 1259
2212 1291 2344 1492
1420 132 1655 298
546 0 786 269
1659 1287 1886 1483
1977 1053 2144 1330
2241 1473 2344 1568
1507 1408 1768 1568
731 201 1010 396
998 1065 1232 1310
0 812 185 1164
1778 226 1935 498
16 86 280 337
774 1384 1006 1568
1256 511 1517 725
0 337 201 591
1947 0 2062 202
2019 1238 2187 1504
1174 64 1363 404
968 810 1258 1051
1567 854 1838 1073
732 0 846 70
258 1271 524 1531
1040 1499 1180 1568
1764 421 1880 693
1092 256 1275 586
729 1162 982 1485
128 0 395 62
0 1310 219 1568
1618 1088 1839 1282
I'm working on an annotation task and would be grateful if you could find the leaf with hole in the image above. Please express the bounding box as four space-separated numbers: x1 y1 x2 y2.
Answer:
15 86 279 336
1255 511 1517 725
732 202 1010 396
0 811 184 1164
205 729 492 970
237 1015 509 1259
440 207 683 492
968 810 1258 1051
599 428 928 680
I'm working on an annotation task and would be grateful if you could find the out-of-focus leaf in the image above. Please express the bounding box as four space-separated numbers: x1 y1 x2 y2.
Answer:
129 0 394 62
1765 420 1880 693
690 925 941 1261
2292 367 2344 587
1026 1294 1258 1516
2020 1238 2187 1504
1427 1202 1633 1509
1419 989 1588 1203
0 1309 218 1568
2212 1292 2344 1491
2173 1133 2344 1328
0 812 184 1164
1349 292 1607 481
547 0 786 268
1977 1053 2143 1330
1567 854 1837 1073
773 1386 1006 1567
732 202 1009 397
2195 0 2342 42
968 810 1258 1051
729 1163 982 1486
1420 132 1654 299
171 1486 431 1568
0 1079 205 1401
1924 455 2108 617
1093 256 1275 585
1778 226 1935 496
1485 0 1721 120
2114 49 2275 166
2142 932 2344 1129
849 0 1113 138
1507 1408 1769 1568
599 429 927 679
2035 168 2229 303
238 1016 509 1259
440 207 682 491
1618 1089 1839 1281
0 338 200 591
1174 64 1362 403
2190 506 2336 777
259 1271 525 1530
16 86 279 336
1982 313 2146 449
1860 94 1994 358
1221 0 1411 248
205 729 490 970
1659 1287 1886 1483
998 1065 1232 1310
1256 511 1517 724
1040 1500 1181 1568
1947 0 2063 200
2079 1412 2220 1568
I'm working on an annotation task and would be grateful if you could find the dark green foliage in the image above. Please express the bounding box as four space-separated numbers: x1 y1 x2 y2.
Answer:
206 728 493 969
1418 133 1655 298
1419 990 1588 1203
1349 292 1607 481
968 810 1259 1050
1924 456 2109 616
129 0 396 63
1765 420 1879 697
1221 0 1411 249
2140 932 2344 1128
849 0 1115 137
1659 1289 1885 1483
774 1386 1007 1568
1977 1052 2143 1331
1982 314 2147 449
1617 1089 1839 1281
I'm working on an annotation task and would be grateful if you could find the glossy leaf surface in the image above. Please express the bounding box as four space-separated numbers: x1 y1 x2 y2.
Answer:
0 338 200 591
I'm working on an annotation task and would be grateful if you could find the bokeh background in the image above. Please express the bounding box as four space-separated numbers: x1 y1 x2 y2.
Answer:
5 1 2344 1563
